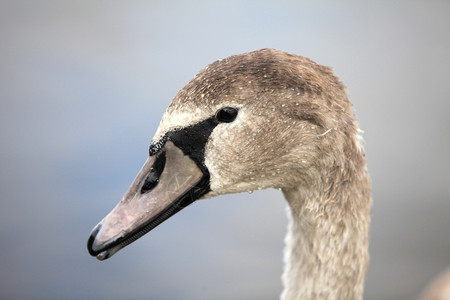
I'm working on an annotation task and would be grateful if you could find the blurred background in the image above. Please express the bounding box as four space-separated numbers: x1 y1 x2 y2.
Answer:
0 1 449 299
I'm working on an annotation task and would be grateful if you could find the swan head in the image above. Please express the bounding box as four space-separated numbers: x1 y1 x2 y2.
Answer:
87 49 362 260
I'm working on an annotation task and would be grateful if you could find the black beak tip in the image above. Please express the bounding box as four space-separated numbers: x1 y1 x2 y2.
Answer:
87 223 102 257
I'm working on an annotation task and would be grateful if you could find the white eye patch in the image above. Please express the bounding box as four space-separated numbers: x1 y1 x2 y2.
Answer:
153 107 210 142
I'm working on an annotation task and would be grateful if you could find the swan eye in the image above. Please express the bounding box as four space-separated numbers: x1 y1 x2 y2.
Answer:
215 107 238 123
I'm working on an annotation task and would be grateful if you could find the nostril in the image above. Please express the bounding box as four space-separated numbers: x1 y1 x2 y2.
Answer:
87 223 102 256
141 171 158 193
141 151 166 194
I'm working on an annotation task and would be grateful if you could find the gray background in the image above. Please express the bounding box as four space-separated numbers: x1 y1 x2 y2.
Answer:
1 1 449 299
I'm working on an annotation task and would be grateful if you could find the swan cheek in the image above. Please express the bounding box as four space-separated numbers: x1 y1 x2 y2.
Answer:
204 153 254 196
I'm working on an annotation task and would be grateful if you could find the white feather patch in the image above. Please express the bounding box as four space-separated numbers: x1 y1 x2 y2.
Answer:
355 128 365 153
153 107 211 142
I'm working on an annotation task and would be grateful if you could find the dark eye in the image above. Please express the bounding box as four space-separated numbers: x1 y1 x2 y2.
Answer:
215 107 238 123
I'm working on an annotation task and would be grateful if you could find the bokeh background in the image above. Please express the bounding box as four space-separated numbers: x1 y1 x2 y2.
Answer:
1 1 449 299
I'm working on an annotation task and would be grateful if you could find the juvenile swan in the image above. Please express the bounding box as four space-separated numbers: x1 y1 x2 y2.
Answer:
88 49 371 300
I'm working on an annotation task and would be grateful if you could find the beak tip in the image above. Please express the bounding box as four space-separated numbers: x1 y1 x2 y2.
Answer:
87 223 118 260
87 223 103 257
95 251 110 261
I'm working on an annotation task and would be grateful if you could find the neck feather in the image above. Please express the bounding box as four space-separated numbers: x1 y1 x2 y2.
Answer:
280 160 371 300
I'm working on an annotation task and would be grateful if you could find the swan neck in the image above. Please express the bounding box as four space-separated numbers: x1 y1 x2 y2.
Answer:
280 170 370 300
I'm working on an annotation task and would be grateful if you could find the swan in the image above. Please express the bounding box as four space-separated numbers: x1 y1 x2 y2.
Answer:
87 49 371 300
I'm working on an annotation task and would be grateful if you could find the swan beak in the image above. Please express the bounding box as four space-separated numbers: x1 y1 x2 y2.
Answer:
87 141 208 260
